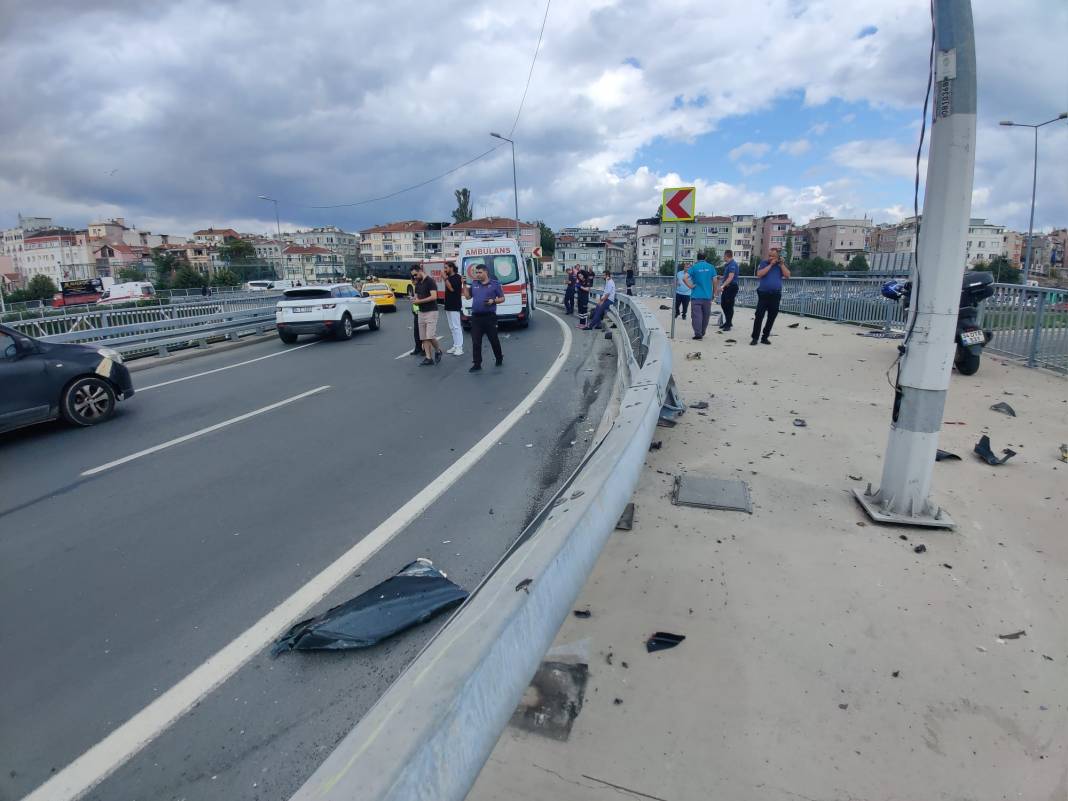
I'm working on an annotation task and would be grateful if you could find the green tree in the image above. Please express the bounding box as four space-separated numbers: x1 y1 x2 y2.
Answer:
218 239 256 264
26 275 59 301
537 221 556 257
792 257 838 277
452 188 473 223
741 256 758 276
986 255 1021 284
703 247 721 266
784 237 794 264
847 254 869 271
117 266 147 282
172 267 207 289
659 259 677 277
210 269 240 287
151 248 182 287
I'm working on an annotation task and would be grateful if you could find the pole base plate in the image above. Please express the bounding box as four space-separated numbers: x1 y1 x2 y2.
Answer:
852 487 955 529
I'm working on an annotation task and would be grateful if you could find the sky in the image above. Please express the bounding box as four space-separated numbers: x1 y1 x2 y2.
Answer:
1 0 1066 238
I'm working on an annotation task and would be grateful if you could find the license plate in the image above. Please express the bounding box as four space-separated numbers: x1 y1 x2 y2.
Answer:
291 306 313 313
960 329 984 345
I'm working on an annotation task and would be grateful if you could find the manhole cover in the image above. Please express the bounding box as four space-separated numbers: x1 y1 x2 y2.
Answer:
672 474 752 513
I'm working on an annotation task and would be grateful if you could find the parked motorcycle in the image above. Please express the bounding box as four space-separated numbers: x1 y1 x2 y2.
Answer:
881 271 994 375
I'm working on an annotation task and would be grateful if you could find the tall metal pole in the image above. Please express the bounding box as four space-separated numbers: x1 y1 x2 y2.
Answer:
1023 126 1038 283
855 0 976 529
491 133 522 254
258 195 284 280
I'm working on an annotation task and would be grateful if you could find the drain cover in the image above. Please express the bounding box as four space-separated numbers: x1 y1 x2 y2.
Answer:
672 474 752 513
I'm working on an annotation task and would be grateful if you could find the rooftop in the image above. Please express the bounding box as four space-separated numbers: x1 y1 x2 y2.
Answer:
447 216 536 231
193 227 240 237
360 220 435 234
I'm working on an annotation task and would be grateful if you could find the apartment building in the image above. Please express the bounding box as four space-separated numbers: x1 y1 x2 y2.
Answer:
87 218 129 244
248 238 287 274
286 226 360 260
635 218 661 275
121 229 185 249
606 224 636 272
283 244 343 282
359 220 449 262
803 217 873 266
443 217 538 259
557 226 607 244
2 215 54 277
93 242 153 276
755 214 793 260
20 228 94 283
964 218 1007 268
192 227 240 245
555 239 624 273
658 215 733 267
787 228 811 262
729 215 755 265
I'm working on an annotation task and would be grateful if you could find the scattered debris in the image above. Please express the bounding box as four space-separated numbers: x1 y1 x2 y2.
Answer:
942 563 953 569
935 449 961 462
672 474 752 513
891 670 901 678
838 703 849 710
857 330 905 339
685 352 702 360
659 304 671 310
690 400 709 410
899 534 908 540
604 331 612 340
615 502 635 531
646 632 686 653
1060 444 1068 463
787 322 800 328
621 661 629 668
724 338 737 344
516 578 533 594
573 609 592 619
945 421 967 425
913 544 927 554
649 440 663 451
974 435 1017 466
605 651 614 665
271 559 467 655
613 697 624 705
511 661 589 741
656 418 677 428
856 521 867 527
990 401 1017 417
525 443 534 448
848 474 863 481
807 352 820 356
792 418 807 427
571 489 585 500
998 630 1026 640
1043 654 1055 661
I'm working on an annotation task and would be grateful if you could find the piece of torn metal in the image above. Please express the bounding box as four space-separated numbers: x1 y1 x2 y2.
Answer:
974 435 1017 466
787 322 800 328
271 558 467 655
690 400 709 410
673 474 752 513
793 418 807 427
998 630 1026 640
685 351 702 360
648 440 662 451
646 631 686 653
615 502 635 531
935 449 961 461
990 401 1016 417
573 609 592 619
857 330 905 339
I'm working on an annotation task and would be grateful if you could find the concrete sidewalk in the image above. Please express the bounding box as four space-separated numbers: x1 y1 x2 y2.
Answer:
469 308 1067 801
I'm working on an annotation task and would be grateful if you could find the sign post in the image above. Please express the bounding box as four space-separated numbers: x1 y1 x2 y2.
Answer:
661 187 696 222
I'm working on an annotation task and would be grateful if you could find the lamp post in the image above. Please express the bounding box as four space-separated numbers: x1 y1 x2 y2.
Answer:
998 113 1067 284
490 133 522 253
257 195 284 280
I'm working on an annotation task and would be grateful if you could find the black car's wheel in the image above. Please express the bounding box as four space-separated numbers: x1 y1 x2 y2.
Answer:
61 377 116 426
279 330 298 344
367 309 381 331
955 349 981 375
335 314 354 340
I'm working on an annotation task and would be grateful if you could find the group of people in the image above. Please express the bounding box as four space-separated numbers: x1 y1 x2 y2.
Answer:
405 262 505 372
561 266 618 331
673 247 790 345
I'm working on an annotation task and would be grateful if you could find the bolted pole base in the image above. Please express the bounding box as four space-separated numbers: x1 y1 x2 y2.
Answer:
853 485 955 529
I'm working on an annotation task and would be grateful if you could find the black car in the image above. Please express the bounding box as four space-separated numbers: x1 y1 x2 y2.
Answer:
0 324 135 434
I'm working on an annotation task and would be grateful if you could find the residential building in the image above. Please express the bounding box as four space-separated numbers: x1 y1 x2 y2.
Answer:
192 227 240 245
3 215 55 277
1004 231 1025 269
443 217 538 259
635 217 661 275
122 229 185 249
756 214 794 260
555 239 624 273
87 218 129 244
20 228 94 284
729 215 755 265
1049 229 1066 280
786 228 811 262
802 217 873 266
161 242 224 275
964 218 1007 268
606 225 636 272
1019 234 1051 277
286 226 361 264
283 244 343 282
556 226 607 244
248 238 287 275
659 215 732 267
94 242 153 276
359 220 449 263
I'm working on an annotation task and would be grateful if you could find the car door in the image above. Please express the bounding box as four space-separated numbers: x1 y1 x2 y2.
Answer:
349 286 373 321
0 329 55 432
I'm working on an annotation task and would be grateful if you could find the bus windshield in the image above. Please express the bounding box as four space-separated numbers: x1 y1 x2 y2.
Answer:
462 255 519 284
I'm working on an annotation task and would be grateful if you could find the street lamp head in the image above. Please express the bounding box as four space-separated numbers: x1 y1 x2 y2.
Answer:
998 120 1014 126
1058 112 1068 120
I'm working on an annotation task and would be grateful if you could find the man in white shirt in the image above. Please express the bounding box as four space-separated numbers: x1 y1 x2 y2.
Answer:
580 270 616 331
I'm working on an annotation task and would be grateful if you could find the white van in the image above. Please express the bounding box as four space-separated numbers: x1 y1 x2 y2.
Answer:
458 238 537 328
97 281 155 304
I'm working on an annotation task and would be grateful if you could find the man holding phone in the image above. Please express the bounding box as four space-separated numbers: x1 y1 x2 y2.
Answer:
751 247 791 345
463 263 505 372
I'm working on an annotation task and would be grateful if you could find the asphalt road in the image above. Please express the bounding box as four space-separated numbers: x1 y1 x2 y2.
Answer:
0 303 616 801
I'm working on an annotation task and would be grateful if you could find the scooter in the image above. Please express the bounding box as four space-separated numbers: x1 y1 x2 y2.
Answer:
881 271 994 375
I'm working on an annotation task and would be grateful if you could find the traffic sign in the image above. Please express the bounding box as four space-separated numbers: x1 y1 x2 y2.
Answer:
532 246 543 258
662 187 696 222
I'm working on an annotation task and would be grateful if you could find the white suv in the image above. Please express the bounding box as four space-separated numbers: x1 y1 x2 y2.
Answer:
275 284 380 343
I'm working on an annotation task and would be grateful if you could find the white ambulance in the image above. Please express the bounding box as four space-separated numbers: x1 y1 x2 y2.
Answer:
458 237 537 328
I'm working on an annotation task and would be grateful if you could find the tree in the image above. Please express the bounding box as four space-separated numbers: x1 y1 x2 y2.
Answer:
537 221 556 257
218 239 255 264
652 204 662 221
210 269 239 287
704 247 721 267
741 256 758 276
26 275 58 301
659 259 677 277
117 266 147 282
792 257 838 277
986 255 1021 284
847 254 869 272
784 237 794 264
172 267 207 289
452 188 473 223
151 248 182 287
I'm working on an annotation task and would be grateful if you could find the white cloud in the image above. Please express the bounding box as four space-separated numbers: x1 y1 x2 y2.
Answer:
808 122 830 136
830 139 924 179
738 162 770 176
779 138 812 156
728 142 771 161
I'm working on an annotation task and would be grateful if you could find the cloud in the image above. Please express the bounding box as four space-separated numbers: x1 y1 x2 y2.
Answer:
808 122 830 136
738 163 770 176
779 138 812 156
830 139 923 179
728 142 771 161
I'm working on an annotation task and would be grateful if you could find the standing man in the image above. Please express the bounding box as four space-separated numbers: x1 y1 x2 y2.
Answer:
408 266 421 356
684 252 719 340
463 263 505 372
674 263 691 320
625 267 635 296
412 264 443 365
751 247 790 345
718 249 740 332
581 269 617 331
576 266 592 326
442 261 464 356
563 267 576 315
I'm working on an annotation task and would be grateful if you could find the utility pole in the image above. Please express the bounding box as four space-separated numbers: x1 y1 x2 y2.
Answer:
490 133 522 254
855 0 976 529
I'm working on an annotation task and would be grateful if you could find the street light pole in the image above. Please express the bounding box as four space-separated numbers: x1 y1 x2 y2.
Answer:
257 195 284 280
490 133 522 254
999 113 1067 283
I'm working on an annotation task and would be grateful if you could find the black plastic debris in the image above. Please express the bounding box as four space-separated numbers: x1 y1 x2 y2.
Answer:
935 449 961 461
998 630 1026 640
942 563 953 569
838 703 849 710
857 330 905 339
516 578 533 594
913 544 927 554
891 670 901 678
646 631 685 652
685 351 702 360
793 418 807 427
788 322 800 328
604 331 612 340
725 338 737 343
990 401 1016 417
974 435 1017 466
656 417 677 428
613 697 624 705
271 559 467 655
649 441 663 451
848 474 863 481
659 304 671 310
615 502 635 531
573 609 592 619
690 400 709 409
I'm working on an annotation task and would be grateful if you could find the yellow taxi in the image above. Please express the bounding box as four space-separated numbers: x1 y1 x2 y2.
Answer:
359 282 397 311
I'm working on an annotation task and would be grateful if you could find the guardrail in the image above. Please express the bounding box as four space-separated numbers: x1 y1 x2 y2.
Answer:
544 275 1068 373
289 292 673 801
0 286 266 322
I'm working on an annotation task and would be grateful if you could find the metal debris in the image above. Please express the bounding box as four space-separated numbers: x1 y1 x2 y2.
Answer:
573 609 592 619
690 400 709 410
646 631 685 653
990 401 1016 417
792 418 807 427
974 435 1017 466
615 502 635 531
672 474 752 513
998 630 1026 640
935 449 961 461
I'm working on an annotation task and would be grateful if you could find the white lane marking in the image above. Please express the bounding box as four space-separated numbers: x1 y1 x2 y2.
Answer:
80 387 331 477
137 341 318 391
394 349 414 360
28 309 570 801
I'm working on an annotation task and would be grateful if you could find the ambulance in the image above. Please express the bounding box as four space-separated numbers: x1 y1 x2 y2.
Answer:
458 237 537 328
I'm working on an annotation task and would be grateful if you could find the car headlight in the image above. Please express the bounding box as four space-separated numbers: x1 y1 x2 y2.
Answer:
96 346 124 364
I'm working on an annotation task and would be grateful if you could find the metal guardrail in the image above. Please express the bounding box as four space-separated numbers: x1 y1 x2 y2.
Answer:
545 275 1068 374
0 286 265 321
289 293 672 801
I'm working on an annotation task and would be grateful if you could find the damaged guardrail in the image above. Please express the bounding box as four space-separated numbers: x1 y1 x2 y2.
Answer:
289 293 672 801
